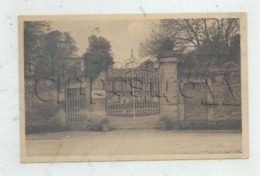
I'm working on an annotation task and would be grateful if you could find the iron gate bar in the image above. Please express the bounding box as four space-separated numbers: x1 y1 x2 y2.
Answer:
65 88 87 129
106 65 161 128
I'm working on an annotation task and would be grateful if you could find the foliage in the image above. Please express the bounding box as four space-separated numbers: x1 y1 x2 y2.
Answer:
139 58 159 69
139 18 241 82
84 35 114 80
24 22 78 130
43 30 78 57
139 18 240 62
24 22 78 79
26 117 66 134
33 30 78 79
24 21 51 77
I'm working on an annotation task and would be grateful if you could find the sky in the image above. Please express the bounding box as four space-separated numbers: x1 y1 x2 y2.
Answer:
51 19 159 64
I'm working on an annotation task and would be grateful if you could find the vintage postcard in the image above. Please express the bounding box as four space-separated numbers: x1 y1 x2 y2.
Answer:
19 13 248 162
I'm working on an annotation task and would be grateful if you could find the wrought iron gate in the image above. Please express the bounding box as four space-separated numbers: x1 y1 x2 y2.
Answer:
65 88 87 129
106 66 161 128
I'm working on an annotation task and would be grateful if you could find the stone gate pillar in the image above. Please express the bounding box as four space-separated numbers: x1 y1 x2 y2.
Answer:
159 57 179 129
90 70 107 128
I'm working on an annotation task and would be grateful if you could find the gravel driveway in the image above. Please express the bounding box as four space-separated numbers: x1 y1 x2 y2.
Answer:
26 129 242 156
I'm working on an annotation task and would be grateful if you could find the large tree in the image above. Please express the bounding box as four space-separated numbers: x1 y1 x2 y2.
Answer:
84 35 114 80
24 21 51 77
139 18 240 61
139 18 241 82
24 22 79 133
24 22 78 79
43 30 77 57
34 30 78 78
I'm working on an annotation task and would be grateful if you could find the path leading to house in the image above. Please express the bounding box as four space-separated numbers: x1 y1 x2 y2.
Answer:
26 129 242 156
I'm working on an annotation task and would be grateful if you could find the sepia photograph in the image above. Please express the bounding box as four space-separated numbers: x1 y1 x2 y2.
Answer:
19 13 248 162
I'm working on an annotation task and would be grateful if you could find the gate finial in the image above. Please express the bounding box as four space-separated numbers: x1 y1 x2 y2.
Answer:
130 48 134 61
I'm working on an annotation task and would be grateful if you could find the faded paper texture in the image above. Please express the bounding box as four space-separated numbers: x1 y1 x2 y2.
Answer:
19 13 248 162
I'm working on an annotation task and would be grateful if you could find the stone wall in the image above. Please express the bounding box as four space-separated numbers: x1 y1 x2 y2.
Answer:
178 70 241 130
